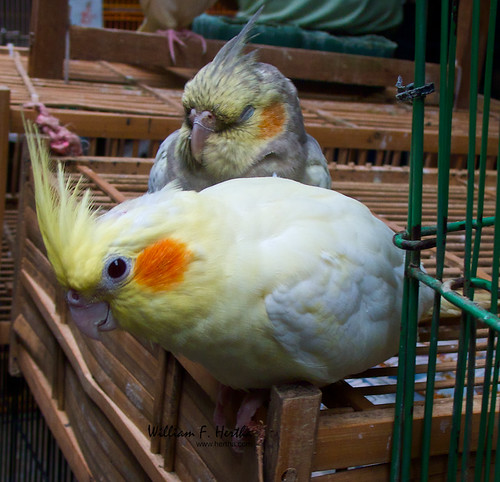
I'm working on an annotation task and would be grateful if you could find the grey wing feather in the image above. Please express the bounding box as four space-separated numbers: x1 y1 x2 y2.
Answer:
148 131 179 192
303 134 331 189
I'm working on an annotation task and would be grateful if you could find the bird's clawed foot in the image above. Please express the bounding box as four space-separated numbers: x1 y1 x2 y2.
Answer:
156 28 208 63
214 384 268 453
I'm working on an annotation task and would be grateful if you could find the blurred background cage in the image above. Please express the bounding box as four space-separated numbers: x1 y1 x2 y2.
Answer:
391 0 500 480
102 0 143 31
0 0 32 46
101 0 236 31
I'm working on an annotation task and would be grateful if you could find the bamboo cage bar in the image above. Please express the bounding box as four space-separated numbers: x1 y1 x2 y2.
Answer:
1 47 499 170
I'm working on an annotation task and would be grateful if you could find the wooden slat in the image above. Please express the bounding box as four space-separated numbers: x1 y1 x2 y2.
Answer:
174 436 217 482
0 321 9 344
313 397 498 471
13 293 56 381
97 330 160 398
159 353 184 471
313 463 389 481
75 168 150 181
265 383 322 481
455 0 491 109
321 381 374 411
20 269 180 481
11 105 182 139
312 452 496 481
64 362 151 481
28 0 68 79
175 372 258 481
308 123 499 156
0 86 9 271
2 49 498 163
68 26 441 89
175 354 220 404
100 61 186 109
13 51 40 103
15 341 93 481
71 324 155 436
76 164 127 203
53 342 65 409
22 238 58 299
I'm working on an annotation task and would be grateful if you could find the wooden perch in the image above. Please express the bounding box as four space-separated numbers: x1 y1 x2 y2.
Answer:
265 383 322 481
68 26 440 89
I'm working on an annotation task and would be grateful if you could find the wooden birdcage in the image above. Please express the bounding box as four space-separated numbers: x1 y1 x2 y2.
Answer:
1 0 500 477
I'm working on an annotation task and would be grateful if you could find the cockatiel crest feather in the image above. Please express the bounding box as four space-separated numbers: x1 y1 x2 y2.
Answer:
26 121 101 292
181 8 260 115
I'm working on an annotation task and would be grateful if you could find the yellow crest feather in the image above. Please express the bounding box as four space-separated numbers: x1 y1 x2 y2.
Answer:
24 120 99 288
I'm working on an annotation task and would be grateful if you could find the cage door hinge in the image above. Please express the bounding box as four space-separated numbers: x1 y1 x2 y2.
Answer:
395 75 435 102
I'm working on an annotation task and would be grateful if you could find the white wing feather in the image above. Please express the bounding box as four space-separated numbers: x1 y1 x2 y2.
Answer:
203 177 415 384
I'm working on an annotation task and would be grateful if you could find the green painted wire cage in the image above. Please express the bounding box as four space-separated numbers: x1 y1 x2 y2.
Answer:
391 0 500 480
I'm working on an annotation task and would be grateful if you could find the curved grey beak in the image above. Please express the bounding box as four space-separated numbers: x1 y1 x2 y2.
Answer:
66 289 118 340
190 110 216 163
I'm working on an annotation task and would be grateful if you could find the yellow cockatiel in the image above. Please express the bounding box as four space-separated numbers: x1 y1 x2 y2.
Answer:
27 123 433 424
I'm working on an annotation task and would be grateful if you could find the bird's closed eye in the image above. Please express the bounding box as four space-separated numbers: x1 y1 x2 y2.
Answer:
184 107 194 126
237 105 254 124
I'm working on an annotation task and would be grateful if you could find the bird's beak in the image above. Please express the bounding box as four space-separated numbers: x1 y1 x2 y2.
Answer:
190 110 216 163
66 289 118 340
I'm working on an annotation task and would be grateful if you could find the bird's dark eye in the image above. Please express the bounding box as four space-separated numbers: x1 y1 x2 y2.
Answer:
105 257 130 283
237 105 254 123
108 258 127 278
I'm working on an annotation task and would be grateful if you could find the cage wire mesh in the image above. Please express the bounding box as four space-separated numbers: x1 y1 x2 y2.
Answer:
0 346 76 481
0 179 74 479
390 0 500 480
102 0 144 30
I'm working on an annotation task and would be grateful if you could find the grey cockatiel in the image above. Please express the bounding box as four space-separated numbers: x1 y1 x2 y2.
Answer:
148 9 332 192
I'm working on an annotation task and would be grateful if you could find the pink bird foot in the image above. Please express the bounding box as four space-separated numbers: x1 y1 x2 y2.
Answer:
234 390 267 459
214 384 268 454
156 28 208 64
214 383 234 427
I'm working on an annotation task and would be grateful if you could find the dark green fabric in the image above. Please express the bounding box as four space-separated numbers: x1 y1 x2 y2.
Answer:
236 0 403 35
192 13 398 58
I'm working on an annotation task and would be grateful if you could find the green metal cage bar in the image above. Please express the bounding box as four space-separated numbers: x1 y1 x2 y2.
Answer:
390 0 500 480
394 216 496 249
390 0 428 479
481 75 500 481
419 2 458 475
455 0 482 473
473 0 499 478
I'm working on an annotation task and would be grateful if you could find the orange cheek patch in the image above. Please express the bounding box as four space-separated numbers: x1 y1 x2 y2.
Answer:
133 238 192 291
258 103 286 139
